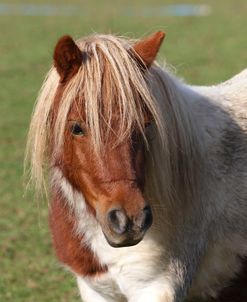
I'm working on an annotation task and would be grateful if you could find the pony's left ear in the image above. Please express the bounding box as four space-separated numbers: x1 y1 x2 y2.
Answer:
53 35 82 83
132 31 166 68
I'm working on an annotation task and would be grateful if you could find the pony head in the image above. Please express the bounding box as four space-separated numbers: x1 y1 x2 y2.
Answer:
26 32 165 247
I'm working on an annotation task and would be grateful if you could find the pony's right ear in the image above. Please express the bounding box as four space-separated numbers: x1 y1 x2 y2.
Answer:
53 35 82 83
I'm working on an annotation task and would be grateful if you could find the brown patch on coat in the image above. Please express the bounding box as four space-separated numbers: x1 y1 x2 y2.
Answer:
49 191 107 277
53 35 84 83
212 257 247 302
50 82 147 218
56 124 146 218
133 31 165 67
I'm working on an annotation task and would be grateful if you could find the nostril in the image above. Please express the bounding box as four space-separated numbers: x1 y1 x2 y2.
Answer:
107 209 128 235
141 205 153 231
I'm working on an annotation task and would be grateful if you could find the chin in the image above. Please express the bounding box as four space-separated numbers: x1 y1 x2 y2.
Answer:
104 234 144 248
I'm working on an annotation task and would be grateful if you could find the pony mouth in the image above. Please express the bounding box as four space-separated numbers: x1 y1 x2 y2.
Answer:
103 233 144 248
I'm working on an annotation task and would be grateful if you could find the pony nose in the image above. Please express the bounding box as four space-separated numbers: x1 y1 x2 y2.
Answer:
134 205 153 231
107 209 128 235
107 206 153 235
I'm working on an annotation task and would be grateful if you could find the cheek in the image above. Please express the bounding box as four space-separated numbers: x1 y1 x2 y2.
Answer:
62 134 89 172
58 138 88 188
60 139 104 208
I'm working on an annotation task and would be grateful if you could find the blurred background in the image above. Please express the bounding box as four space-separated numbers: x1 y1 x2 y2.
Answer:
0 0 247 301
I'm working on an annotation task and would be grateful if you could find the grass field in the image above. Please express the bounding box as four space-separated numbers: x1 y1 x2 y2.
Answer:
0 0 247 301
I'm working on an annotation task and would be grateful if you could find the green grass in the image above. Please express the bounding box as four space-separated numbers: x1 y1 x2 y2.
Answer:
1 0 247 301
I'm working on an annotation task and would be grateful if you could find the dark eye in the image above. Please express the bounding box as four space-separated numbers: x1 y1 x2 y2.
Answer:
131 130 142 149
145 121 154 141
71 123 85 136
145 121 152 129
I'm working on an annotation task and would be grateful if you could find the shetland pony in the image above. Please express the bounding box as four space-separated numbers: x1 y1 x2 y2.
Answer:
26 31 247 301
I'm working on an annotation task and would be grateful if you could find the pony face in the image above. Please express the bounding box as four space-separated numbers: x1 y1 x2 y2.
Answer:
53 33 165 247
27 32 165 248
55 100 152 247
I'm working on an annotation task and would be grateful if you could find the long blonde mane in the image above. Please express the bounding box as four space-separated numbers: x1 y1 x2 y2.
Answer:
25 33 203 207
25 34 163 194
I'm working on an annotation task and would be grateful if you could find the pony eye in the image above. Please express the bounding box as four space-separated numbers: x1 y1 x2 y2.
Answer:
132 130 142 148
145 121 152 129
71 123 85 136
